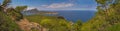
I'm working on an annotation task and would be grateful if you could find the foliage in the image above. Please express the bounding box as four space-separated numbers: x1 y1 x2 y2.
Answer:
0 0 27 31
105 23 120 31
1 0 11 8
81 0 120 31
0 12 22 31
25 0 120 31
1 0 120 31
25 15 82 31
72 20 82 31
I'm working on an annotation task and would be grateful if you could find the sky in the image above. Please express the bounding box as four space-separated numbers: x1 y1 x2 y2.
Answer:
0 0 97 11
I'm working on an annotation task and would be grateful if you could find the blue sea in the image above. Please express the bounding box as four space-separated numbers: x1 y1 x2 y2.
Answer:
53 10 96 22
23 10 97 22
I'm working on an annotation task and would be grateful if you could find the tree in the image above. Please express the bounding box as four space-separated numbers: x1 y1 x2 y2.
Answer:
0 0 11 13
0 12 22 31
13 6 27 21
95 0 120 25
0 0 27 31
81 0 120 31
72 20 82 31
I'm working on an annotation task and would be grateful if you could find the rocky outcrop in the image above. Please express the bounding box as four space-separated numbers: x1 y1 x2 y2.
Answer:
57 16 65 19
16 18 48 31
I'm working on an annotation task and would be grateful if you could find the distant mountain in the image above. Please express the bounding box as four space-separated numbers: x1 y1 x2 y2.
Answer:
22 8 58 15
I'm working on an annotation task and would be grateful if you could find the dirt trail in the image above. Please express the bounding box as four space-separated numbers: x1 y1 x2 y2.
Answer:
16 18 47 31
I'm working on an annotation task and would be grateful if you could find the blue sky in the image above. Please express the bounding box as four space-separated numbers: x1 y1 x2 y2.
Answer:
0 0 97 11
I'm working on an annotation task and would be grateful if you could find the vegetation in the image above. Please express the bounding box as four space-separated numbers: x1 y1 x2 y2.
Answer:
0 0 27 31
26 0 120 31
81 0 120 31
0 11 22 31
0 0 120 31
25 15 82 31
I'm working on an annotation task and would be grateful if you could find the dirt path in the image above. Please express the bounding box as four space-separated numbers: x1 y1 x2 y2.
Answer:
16 18 47 31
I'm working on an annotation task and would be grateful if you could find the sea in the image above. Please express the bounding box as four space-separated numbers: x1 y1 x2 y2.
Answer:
23 10 97 22
52 10 96 22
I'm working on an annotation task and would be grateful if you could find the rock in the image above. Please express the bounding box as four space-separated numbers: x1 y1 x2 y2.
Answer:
16 18 48 31
57 16 65 19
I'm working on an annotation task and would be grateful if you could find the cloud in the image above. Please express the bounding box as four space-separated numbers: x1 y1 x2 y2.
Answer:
41 3 74 9
34 3 96 11
26 7 36 10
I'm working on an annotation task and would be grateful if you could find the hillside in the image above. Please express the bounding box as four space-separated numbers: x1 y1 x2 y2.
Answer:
22 8 58 15
0 0 120 31
25 15 74 31
0 12 22 31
